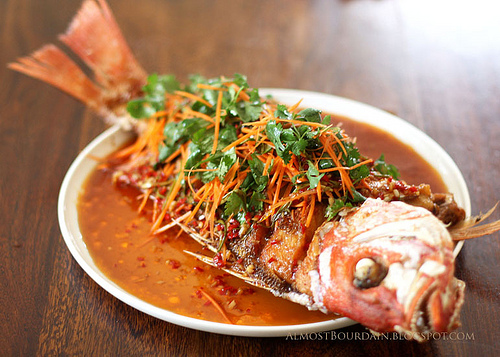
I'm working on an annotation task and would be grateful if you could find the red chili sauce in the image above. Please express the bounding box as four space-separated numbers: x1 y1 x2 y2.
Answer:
78 116 447 326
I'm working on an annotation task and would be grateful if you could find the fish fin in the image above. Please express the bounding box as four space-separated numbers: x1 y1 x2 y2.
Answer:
450 220 500 240
450 203 500 240
171 221 219 253
183 250 267 287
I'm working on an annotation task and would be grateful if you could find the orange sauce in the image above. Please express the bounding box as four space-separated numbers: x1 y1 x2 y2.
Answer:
78 116 447 325
340 119 446 190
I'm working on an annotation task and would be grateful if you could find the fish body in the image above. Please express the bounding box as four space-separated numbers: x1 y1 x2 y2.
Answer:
9 0 499 340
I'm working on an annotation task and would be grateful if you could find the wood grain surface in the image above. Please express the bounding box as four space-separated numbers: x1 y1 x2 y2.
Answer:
1 0 499 356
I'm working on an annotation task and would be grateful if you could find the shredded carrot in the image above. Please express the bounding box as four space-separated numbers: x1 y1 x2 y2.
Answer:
185 168 218 173
272 165 285 206
183 108 214 123
196 83 228 91
260 189 317 221
224 177 240 191
359 178 371 190
221 131 253 152
232 170 249 192
191 180 208 200
138 188 152 214
208 179 223 237
317 167 343 173
301 200 308 220
348 158 373 170
262 155 273 176
185 184 212 223
330 130 348 157
316 182 322 201
113 117 165 158
287 99 303 112
138 234 159 248
319 134 353 196
165 146 182 163
163 163 176 179
211 91 223 155
198 289 233 324
283 182 293 198
175 90 213 108
306 195 316 227
150 110 170 118
223 159 240 185
285 166 300 181
152 199 159 224
152 164 185 233
232 83 250 101
242 118 327 128
269 160 283 187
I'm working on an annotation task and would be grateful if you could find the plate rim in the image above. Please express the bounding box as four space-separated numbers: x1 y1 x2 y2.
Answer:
58 89 470 337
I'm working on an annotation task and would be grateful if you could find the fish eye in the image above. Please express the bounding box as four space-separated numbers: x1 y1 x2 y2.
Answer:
353 258 388 289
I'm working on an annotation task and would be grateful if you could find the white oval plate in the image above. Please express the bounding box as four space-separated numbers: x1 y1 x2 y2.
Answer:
58 89 470 337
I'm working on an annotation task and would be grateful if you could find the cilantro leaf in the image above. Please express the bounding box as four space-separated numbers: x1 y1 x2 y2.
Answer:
224 190 246 216
159 118 209 164
248 154 269 192
322 115 332 125
184 144 203 171
265 119 320 164
351 189 366 203
291 139 307 156
186 74 206 93
127 74 180 118
143 74 180 95
126 99 157 118
306 161 325 189
217 125 238 147
158 144 178 163
217 147 237 181
325 199 352 220
266 120 286 152
232 74 249 88
324 191 364 220
200 161 219 183
274 104 293 119
374 154 400 179
248 191 265 211
235 100 264 123
298 108 322 123
191 127 214 153
318 158 334 170
341 143 370 182
350 164 370 181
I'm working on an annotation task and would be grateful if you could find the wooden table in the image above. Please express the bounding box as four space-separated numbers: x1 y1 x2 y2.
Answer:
1 0 499 355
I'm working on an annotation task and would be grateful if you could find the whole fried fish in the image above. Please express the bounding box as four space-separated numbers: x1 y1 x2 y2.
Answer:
9 0 500 341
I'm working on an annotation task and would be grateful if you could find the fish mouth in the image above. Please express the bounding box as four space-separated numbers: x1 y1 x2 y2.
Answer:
401 276 465 339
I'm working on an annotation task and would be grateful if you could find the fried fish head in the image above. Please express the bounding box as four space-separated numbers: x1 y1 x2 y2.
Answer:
304 198 465 339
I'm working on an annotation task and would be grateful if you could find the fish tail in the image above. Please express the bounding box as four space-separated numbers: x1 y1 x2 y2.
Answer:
8 0 147 126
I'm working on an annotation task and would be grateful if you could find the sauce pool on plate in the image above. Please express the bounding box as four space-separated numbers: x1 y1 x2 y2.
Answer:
77 116 447 326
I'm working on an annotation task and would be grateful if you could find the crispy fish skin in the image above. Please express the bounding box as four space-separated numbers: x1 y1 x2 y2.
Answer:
259 205 325 284
360 176 466 226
